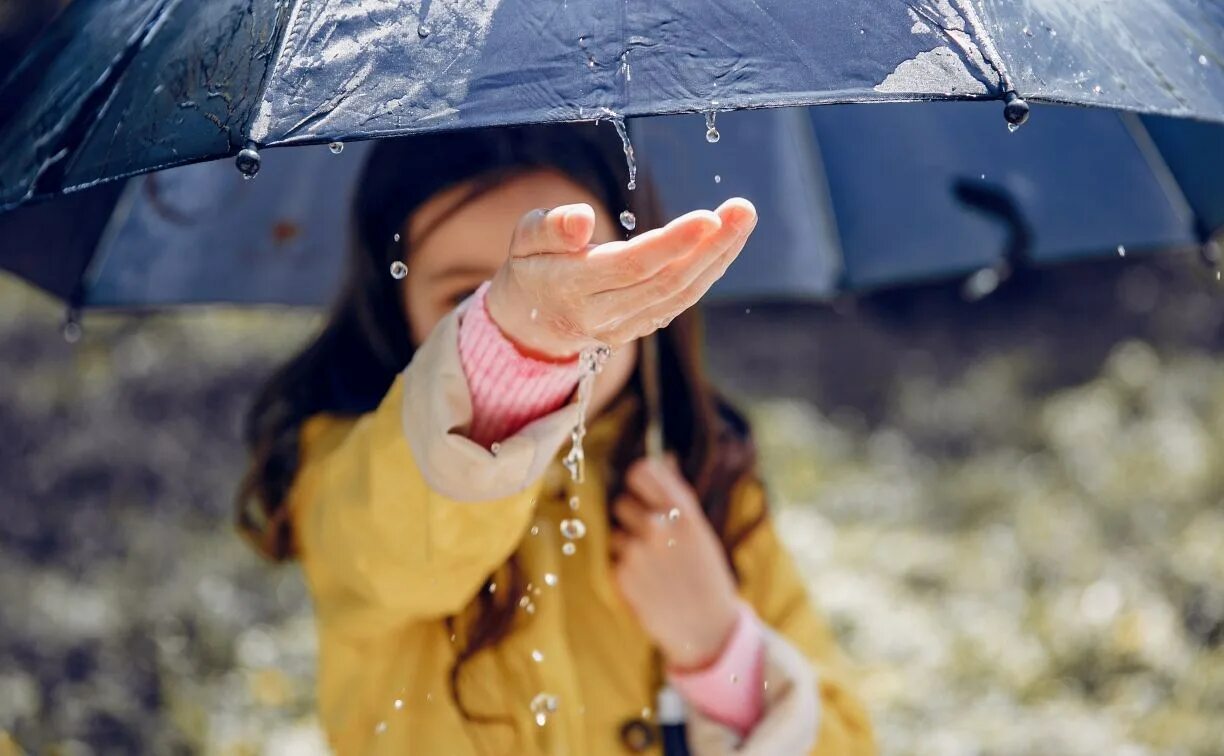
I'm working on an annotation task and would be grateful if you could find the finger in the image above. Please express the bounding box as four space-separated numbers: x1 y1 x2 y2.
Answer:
599 218 751 343
613 495 656 538
624 458 676 511
609 531 631 561
603 215 751 343
581 209 722 289
586 199 756 326
509 203 596 257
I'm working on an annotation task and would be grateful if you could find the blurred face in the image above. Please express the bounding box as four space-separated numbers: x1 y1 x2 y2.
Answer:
400 169 619 345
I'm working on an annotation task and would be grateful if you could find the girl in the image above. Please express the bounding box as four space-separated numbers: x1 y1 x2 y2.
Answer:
238 123 873 755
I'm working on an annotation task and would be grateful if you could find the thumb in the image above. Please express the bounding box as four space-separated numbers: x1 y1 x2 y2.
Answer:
509 203 596 258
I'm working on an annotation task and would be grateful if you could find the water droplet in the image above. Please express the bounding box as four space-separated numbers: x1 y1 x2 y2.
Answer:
530 524 540 537
619 210 636 231
1199 54 1209 67
393 232 401 243
375 721 388 734
619 51 631 80
704 111 720 143
562 542 577 556
490 441 501 456
560 518 587 540
328 141 344 154
390 261 408 279
531 649 545 663
1117 244 1126 257
763 679 769 692
394 698 404 710
568 496 580 511
714 174 721 184
242 173 254 181
531 693 559 727
1007 122 1020 134
1092 84 1102 94
61 319 82 344
667 507 680 521
641 707 653 719
544 573 558 587
489 582 497 593
599 112 636 192
730 673 739 684
417 23 431 38
519 595 535 613
980 173 986 180
449 633 457 643
530 308 539 321
744 307 751 314
666 538 676 548
426 692 433 702
1022 26 1033 37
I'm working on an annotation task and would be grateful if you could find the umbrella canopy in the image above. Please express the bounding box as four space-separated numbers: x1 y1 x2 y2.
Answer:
2 101 1218 309
2 0 1222 212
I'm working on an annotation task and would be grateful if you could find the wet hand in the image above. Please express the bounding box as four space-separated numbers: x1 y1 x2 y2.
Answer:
609 458 740 671
485 199 757 359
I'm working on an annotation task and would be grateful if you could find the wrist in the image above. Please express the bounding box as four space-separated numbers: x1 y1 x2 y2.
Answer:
661 599 740 672
485 270 585 360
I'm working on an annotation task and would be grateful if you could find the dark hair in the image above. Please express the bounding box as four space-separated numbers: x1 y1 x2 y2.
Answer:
236 121 763 724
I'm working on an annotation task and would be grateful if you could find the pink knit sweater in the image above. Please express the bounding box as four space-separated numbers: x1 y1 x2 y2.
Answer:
457 283 765 735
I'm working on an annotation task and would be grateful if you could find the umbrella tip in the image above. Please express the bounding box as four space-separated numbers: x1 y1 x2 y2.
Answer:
1003 92 1030 129
236 142 262 180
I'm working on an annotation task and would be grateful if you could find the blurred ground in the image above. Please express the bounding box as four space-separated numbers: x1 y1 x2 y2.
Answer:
0 255 1222 755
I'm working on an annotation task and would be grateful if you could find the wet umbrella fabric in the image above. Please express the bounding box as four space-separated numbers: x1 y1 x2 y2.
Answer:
1 0 1222 212
1 101 1218 309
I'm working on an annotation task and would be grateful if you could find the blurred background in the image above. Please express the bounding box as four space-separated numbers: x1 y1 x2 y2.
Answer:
2 254 1222 755
2 1 1224 755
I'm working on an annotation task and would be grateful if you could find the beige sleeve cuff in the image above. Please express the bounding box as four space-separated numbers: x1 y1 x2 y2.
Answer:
400 308 582 502
686 624 820 755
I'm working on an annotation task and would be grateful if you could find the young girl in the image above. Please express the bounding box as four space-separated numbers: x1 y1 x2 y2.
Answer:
238 123 873 755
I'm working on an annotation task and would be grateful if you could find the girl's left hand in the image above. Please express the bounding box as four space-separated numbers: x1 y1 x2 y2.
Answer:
610 458 740 672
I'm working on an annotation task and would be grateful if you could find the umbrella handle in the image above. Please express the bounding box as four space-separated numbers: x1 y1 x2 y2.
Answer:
641 333 664 461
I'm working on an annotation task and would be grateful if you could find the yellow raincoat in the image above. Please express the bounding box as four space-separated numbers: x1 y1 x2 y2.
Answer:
290 311 874 755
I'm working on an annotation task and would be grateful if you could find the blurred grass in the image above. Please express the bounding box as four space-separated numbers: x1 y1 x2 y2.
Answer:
0 262 1222 755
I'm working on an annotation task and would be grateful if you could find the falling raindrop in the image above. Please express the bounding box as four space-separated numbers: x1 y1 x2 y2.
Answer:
328 141 344 154
393 232 401 243
532 649 545 663
562 542 577 556
543 572 558 586
667 507 680 522
394 699 404 710
390 261 408 279
530 524 541 536
560 519 587 540
1117 245 1127 258
1199 54 1209 67
666 538 676 548
417 23 431 38
569 496 580 511
1092 84 1102 95
704 111 720 143
530 308 539 321
489 582 497 593
730 674 739 684
530 693 559 726
980 173 987 180
599 112 637 191
642 707 653 720
375 721 388 735
61 314 82 344
619 210 636 231
519 595 535 613
563 345 612 484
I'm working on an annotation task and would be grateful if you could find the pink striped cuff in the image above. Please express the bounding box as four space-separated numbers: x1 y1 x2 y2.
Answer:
667 602 766 737
458 282 580 448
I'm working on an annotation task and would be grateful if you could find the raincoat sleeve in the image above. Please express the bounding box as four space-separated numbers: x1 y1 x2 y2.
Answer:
289 308 581 638
686 479 876 756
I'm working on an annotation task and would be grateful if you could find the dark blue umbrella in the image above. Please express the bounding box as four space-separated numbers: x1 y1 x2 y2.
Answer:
1 102 1219 311
1 0 1221 213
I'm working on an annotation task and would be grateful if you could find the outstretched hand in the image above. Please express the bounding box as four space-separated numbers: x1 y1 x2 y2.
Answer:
485 198 757 359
